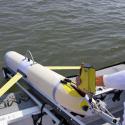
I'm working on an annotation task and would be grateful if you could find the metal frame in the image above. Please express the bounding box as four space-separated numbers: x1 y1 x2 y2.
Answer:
2 61 125 125
6 72 86 125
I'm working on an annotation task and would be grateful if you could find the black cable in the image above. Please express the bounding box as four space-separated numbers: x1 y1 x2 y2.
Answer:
38 103 46 125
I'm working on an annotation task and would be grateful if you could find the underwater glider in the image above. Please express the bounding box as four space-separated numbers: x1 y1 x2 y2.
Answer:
0 51 121 125
1 51 94 116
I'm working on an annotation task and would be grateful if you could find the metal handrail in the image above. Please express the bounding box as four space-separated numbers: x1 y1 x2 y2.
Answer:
24 50 35 65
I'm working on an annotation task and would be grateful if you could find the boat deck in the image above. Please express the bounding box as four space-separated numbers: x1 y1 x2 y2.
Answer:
0 62 125 125
0 92 36 116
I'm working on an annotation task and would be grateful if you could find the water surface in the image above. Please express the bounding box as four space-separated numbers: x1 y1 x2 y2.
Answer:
0 0 125 75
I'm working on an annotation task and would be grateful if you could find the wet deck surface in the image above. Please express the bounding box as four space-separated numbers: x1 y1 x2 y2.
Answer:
0 92 36 116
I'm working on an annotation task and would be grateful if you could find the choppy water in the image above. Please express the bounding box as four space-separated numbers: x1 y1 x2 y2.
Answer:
0 0 125 75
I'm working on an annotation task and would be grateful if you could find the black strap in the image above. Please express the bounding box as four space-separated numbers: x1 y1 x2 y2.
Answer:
60 78 72 84
112 90 122 102
32 103 46 125
60 79 86 97
38 103 46 125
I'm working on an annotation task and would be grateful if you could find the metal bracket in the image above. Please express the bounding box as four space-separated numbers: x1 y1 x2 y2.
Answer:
24 50 35 65
94 99 121 125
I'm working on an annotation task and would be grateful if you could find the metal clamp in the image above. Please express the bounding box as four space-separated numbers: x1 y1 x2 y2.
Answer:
94 99 121 125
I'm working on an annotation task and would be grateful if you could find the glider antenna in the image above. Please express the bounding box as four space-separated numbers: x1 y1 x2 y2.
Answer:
24 50 35 65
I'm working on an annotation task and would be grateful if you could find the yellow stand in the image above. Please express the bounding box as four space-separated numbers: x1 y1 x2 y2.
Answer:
47 66 80 70
78 65 96 94
0 72 23 97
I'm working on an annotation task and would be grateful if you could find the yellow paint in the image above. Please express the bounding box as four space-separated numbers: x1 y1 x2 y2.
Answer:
0 72 23 97
63 83 80 97
80 99 89 108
